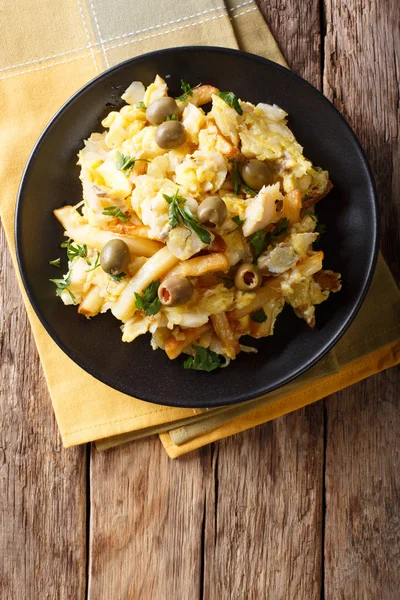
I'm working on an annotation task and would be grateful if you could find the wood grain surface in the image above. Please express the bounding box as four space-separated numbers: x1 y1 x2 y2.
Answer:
0 1 399 599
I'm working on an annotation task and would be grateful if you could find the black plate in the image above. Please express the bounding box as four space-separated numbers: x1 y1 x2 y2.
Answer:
15 47 379 408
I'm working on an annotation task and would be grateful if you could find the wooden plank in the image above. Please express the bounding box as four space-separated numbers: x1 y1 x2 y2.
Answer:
203 409 324 599
201 3 325 598
0 226 87 600
88 438 210 599
323 0 400 597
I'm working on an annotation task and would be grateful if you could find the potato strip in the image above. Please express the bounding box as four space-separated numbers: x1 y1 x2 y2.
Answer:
228 277 283 322
165 323 211 360
112 246 179 322
166 253 229 279
54 207 161 257
283 189 301 224
211 313 240 359
78 286 103 317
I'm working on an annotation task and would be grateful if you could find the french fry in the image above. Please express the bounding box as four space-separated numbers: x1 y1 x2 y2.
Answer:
228 277 283 322
54 206 162 257
165 323 211 359
297 251 324 277
283 189 301 224
78 286 103 317
104 221 151 238
112 246 179 322
192 85 220 106
166 253 229 279
249 319 271 339
211 312 240 359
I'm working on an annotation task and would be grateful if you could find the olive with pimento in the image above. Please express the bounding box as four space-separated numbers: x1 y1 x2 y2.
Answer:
158 275 194 307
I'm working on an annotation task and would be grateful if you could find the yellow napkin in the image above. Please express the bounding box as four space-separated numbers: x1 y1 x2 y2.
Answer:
1 0 399 456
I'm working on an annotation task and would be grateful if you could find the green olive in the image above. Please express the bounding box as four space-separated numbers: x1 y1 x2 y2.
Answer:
158 276 194 307
234 262 262 291
100 239 130 275
197 196 228 227
155 120 186 149
241 159 274 191
146 97 179 125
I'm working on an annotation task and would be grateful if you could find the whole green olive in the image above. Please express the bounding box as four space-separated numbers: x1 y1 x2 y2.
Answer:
197 196 228 227
241 159 274 191
158 276 194 307
100 239 130 275
146 97 179 125
155 120 186 149
234 262 262 291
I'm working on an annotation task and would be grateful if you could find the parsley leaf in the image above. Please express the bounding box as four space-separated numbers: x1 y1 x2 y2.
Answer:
60 239 88 263
163 190 212 245
110 272 126 282
115 151 149 174
271 217 290 238
86 252 100 272
134 280 162 316
248 230 267 261
228 215 246 234
102 205 131 223
232 158 256 196
135 101 146 109
176 80 200 102
49 258 61 268
217 91 243 115
251 308 268 323
165 114 178 121
49 271 76 301
183 345 221 372
248 218 290 262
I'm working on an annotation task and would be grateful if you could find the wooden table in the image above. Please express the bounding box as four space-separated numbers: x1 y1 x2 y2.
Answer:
1 1 399 598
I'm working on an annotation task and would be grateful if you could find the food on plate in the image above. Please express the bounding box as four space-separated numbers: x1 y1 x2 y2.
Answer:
50 75 341 371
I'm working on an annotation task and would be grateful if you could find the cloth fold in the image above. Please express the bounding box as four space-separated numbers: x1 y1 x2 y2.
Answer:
1 0 399 456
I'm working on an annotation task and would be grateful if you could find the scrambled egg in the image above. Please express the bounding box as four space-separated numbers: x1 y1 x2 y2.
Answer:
53 75 340 369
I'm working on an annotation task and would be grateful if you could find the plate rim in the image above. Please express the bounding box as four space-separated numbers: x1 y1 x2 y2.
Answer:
15 46 380 407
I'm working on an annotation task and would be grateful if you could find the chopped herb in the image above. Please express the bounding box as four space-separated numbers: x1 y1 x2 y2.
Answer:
49 258 61 268
218 276 234 288
248 230 267 261
315 222 327 236
248 218 290 262
110 272 126 282
272 217 290 238
115 151 150 174
165 114 178 121
303 209 317 221
135 101 146 109
302 194 310 204
251 308 268 323
232 158 256 196
60 239 88 263
134 280 162 316
86 252 100 272
49 270 76 301
163 190 212 245
176 79 200 102
217 91 243 115
228 215 246 234
183 345 221 372
102 205 131 223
